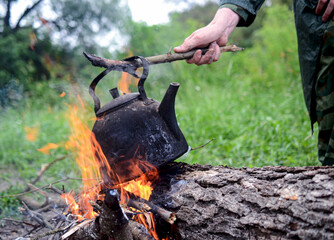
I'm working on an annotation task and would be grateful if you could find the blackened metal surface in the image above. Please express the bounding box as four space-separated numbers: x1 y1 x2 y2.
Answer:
92 98 188 185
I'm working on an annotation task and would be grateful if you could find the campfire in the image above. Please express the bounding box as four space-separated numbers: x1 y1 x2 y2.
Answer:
58 65 178 239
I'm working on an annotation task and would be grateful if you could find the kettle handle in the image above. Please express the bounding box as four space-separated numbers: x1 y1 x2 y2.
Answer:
124 56 150 103
89 56 150 113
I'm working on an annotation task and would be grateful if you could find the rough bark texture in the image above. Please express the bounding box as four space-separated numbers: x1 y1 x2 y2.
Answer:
151 163 334 240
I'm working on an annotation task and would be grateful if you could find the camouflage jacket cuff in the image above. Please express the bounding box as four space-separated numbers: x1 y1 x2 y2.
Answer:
219 3 249 26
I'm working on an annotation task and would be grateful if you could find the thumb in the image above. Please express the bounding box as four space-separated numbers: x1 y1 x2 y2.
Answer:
174 42 193 53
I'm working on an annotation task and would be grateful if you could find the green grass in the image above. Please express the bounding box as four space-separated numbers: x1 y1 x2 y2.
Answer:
0 82 82 198
172 60 318 167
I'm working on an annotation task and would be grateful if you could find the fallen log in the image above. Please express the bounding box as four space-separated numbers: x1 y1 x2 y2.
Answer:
7 163 334 240
151 163 334 240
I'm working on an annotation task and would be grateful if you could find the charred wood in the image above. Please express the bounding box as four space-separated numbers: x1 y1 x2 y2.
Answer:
65 189 133 240
128 220 155 240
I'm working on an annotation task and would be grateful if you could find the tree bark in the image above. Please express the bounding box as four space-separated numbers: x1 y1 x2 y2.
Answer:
4 0 12 29
151 163 334 240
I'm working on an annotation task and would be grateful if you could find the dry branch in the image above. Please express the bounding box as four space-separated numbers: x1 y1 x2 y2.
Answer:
31 155 69 185
141 199 176 225
83 44 243 76
31 226 68 240
1 177 95 198
127 199 151 212
21 202 54 229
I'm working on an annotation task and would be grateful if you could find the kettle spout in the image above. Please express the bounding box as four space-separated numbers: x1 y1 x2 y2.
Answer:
158 82 182 140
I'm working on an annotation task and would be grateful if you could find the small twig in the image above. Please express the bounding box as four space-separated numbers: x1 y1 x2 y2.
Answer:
36 204 52 213
191 138 215 151
127 197 176 225
2 217 38 227
27 183 48 197
51 219 67 240
21 201 54 229
23 183 49 209
31 155 69 185
143 200 176 225
24 225 44 237
46 185 64 195
1 177 100 198
31 226 69 240
19 195 48 210
60 219 94 240
127 199 151 212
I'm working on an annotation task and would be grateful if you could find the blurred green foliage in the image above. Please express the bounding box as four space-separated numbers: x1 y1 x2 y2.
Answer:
0 0 130 108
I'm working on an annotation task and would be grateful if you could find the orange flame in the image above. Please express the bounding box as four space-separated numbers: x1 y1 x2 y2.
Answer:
136 212 159 240
62 187 101 221
38 142 58 155
65 104 101 188
118 72 139 95
62 68 161 238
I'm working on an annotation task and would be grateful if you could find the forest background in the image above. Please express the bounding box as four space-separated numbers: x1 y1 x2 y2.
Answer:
0 0 318 216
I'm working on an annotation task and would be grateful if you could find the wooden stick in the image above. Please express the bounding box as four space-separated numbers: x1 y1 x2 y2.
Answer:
2 217 38 227
143 200 176 225
31 226 68 240
127 199 151 212
145 44 243 65
191 138 215 151
1 177 98 198
128 198 176 225
83 44 243 74
21 202 54 229
18 195 48 210
47 185 64 195
31 155 69 185
27 183 49 197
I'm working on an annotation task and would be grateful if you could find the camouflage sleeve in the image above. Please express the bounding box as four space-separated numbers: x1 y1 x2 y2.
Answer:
219 0 265 27
219 4 250 26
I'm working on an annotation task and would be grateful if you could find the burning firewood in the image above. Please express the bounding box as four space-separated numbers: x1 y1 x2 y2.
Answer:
128 220 155 240
62 189 133 240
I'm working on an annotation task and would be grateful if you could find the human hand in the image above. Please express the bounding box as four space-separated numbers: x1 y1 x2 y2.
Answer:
174 7 240 65
316 0 334 22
